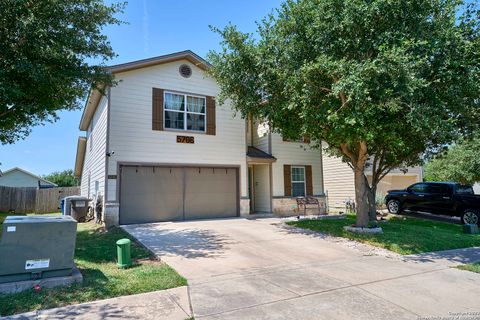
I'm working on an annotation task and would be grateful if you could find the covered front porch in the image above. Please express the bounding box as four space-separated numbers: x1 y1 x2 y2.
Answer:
247 147 276 214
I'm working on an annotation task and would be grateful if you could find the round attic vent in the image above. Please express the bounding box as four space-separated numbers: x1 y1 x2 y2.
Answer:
179 64 192 78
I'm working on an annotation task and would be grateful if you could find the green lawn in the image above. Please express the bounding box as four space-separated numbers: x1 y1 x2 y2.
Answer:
458 262 480 273
0 219 186 316
287 215 480 255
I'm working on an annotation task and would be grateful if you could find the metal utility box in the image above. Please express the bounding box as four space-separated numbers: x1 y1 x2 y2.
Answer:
0 215 77 283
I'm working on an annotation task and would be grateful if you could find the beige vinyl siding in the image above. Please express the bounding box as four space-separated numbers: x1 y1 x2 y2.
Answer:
107 60 247 201
80 96 108 199
252 120 269 152
365 164 423 177
270 134 323 197
322 151 356 210
373 175 420 195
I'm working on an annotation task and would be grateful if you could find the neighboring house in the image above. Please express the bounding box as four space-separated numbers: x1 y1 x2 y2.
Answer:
0 167 57 188
74 51 325 226
322 153 423 211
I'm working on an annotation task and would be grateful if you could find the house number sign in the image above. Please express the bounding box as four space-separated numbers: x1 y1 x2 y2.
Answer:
177 135 195 144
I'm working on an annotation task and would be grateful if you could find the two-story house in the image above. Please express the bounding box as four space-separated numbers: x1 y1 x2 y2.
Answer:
74 51 325 226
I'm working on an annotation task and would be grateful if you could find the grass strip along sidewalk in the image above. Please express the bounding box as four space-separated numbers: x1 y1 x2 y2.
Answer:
287 214 480 255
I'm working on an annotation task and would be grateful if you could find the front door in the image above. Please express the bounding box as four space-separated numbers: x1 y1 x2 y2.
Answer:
252 164 271 213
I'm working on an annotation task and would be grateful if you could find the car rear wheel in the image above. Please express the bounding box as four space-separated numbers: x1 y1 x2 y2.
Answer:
461 210 480 225
387 200 402 214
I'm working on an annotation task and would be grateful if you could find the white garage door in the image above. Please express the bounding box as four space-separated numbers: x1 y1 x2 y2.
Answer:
119 165 238 224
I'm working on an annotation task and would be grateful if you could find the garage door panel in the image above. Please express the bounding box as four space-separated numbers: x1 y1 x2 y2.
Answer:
120 167 183 224
184 167 237 219
120 165 238 224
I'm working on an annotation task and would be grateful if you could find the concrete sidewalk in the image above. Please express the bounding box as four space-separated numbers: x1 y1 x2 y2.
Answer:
1 286 192 320
124 218 480 320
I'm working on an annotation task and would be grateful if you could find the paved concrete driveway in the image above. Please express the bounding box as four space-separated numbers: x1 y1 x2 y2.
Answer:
123 218 480 320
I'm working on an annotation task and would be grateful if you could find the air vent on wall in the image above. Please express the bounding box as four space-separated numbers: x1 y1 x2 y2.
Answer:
179 64 192 78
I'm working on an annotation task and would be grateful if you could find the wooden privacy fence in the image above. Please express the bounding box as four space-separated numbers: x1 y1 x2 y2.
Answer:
0 186 80 214
35 187 81 214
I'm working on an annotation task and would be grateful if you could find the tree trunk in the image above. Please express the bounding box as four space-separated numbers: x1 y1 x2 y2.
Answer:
367 185 377 222
354 168 370 227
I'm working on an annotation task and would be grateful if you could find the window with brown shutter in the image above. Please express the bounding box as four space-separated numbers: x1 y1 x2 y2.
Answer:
152 88 164 131
206 96 216 135
305 165 313 195
284 165 292 196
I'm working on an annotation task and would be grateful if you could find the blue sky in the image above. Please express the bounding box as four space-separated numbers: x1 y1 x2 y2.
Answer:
0 0 283 176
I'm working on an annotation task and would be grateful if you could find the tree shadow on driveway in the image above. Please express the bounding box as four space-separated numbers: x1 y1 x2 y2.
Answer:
404 247 480 265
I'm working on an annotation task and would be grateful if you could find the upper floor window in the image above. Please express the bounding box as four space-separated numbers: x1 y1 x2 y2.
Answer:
291 166 306 197
164 92 206 132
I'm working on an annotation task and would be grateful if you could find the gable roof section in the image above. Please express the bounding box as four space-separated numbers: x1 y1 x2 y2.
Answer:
79 50 210 131
74 137 87 178
1 167 58 186
107 50 210 74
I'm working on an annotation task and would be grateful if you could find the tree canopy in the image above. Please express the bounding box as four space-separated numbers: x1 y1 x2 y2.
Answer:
424 138 480 185
208 0 480 227
0 0 125 144
42 169 79 187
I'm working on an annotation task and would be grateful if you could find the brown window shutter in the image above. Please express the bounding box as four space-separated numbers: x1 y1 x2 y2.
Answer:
152 88 164 131
206 96 216 135
284 165 292 196
305 165 313 196
303 135 311 144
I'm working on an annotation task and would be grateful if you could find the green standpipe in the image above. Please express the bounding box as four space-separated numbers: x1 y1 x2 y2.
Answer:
116 238 132 269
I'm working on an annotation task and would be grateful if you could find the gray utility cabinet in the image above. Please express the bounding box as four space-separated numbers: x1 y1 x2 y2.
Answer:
0 215 77 283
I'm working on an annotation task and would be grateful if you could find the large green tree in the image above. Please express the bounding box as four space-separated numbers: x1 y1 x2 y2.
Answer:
425 138 480 185
208 0 479 227
0 0 125 144
42 169 79 187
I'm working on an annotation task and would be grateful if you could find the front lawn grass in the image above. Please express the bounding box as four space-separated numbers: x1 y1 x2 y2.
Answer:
287 214 480 255
0 221 186 316
458 261 480 273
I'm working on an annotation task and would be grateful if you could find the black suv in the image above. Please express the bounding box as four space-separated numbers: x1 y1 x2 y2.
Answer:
385 182 480 225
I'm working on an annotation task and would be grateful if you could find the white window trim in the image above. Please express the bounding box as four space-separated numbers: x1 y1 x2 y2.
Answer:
163 90 207 133
291 166 306 197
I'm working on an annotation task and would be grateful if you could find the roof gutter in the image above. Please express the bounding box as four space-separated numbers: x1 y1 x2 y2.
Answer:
74 137 87 178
